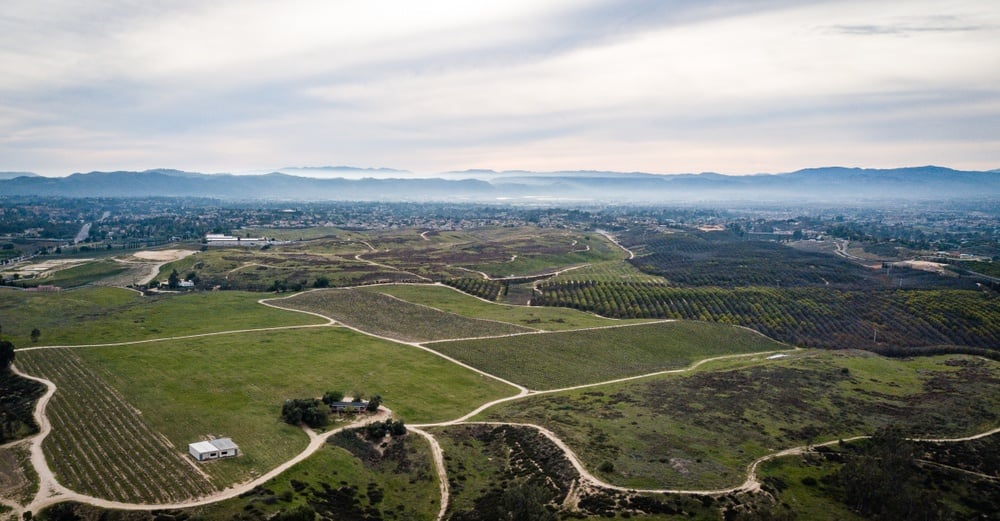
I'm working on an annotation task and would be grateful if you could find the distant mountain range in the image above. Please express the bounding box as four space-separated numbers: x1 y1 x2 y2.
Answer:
0 166 998 203
0 171 38 180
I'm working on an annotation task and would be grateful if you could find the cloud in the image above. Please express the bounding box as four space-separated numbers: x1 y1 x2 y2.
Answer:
828 15 992 35
1 0 998 175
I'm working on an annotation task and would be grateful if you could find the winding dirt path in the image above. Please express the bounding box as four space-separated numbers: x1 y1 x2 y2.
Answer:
598 230 634 260
9 285 1000 519
408 427 449 521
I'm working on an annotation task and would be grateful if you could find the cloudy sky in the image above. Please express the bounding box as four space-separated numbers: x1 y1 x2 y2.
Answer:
2 0 998 176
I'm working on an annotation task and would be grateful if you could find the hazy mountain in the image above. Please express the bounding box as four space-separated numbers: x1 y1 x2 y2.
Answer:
0 171 38 180
271 166 412 179
1 166 997 203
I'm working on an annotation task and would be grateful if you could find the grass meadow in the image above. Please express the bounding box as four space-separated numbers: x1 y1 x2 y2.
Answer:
1 287 324 346
19 259 130 289
36 326 515 489
276 288 533 342
16 348 217 502
363 283 655 331
192 432 441 521
426 321 789 390
479 351 1000 490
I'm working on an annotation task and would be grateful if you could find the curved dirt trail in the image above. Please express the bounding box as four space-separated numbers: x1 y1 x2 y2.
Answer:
408 427 449 521
22 400 390 514
11 285 1000 519
598 230 634 260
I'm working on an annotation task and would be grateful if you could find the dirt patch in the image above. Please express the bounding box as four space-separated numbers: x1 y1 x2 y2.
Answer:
3 258 93 277
895 260 949 274
132 249 197 262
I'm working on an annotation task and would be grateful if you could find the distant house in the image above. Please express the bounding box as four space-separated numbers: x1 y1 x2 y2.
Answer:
188 438 239 461
178 280 195 288
329 401 369 413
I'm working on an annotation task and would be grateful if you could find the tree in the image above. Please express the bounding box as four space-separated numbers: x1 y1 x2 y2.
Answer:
313 276 330 288
366 394 382 412
30 328 40 343
322 390 344 405
167 269 180 289
838 425 949 520
281 398 328 428
0 339 14 370
496 482 556 521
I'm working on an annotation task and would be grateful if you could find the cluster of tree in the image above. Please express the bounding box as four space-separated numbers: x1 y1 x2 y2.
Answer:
627 233 875 289
534 281 1000 354
165 269 199 289
280 398 329 428
283 391 382 427
362 419 406 440
838 426 950 520
1 338 14 370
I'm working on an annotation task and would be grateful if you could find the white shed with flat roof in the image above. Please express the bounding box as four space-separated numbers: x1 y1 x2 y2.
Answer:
189 438 239 461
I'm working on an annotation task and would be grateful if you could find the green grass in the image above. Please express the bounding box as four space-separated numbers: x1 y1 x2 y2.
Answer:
16 348 216 502
192 432 440 521
365 284 654 331
756 455 864 521
478 351 1000 490
548 260 667 284
46 326 514 487
464 233 624 278
2 287 325 346
277 288 534 342
427 321 789 390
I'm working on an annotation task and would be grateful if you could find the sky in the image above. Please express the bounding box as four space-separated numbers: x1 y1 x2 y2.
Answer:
1 0 999 177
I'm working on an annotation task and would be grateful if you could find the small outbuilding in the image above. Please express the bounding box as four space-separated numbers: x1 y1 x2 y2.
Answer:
188 438 239 461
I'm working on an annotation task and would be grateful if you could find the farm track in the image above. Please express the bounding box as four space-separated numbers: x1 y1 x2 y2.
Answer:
8 286 1000 520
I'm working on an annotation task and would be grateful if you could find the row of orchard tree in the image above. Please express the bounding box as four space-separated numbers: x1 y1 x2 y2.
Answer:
533 281 1000 355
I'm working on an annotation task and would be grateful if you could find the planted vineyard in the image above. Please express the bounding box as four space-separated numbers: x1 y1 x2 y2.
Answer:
533 281 1000 354
443 277 506 301
16 348 216 502
278 288 532 342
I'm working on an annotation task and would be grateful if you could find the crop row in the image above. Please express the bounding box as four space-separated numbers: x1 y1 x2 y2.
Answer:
444 277 505 301
533 281 1000 353
16 349 216 502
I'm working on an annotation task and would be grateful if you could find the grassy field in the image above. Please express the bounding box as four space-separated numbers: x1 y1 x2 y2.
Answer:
479 351 1000 490
427 321 789 390
190 429 441 521
16 348 217 502
756 433 1000 520
19 259 130 288
22 326 515 490
431 423 728 520
547 260 667 284
277 288 534 342
364 284 654 331
0 287 325 346
159 247 418 291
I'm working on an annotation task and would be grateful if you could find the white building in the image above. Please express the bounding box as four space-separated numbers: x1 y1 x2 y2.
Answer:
188 438 239 461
